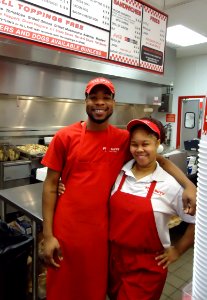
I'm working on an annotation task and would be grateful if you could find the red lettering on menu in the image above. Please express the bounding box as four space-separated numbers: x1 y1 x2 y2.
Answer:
114 0 141 16
0 24 14 33
17 3 63 23
150 16 160 24
65 20 84 30
1 0 13 7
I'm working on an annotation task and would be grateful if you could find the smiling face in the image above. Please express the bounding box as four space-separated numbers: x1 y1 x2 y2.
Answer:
85 85 115 126
130 126 160 169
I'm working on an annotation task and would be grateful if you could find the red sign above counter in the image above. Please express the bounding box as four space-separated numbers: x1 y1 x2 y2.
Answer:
0 0 109 58
0 0 168 74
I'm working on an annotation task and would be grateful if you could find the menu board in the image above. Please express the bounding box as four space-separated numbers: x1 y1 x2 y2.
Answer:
26 0 71 16
71 0 111 31
140 5 167 72
0 0 109 58
0 0 168 74
110 0 142 66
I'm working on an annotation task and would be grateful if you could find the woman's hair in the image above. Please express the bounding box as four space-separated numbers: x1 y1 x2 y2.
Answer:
130 117 166 144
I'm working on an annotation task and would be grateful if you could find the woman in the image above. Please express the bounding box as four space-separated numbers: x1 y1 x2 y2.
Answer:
108 117 195 300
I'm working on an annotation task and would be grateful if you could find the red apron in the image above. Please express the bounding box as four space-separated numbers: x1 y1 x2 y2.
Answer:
47 123 118 300
109 174 167 300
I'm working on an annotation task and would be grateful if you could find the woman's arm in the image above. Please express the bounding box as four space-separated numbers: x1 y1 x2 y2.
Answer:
157 155 196 215
42 168 62 267
174 223 195 255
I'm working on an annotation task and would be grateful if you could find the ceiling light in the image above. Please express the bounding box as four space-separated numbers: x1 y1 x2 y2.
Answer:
166 25 207 47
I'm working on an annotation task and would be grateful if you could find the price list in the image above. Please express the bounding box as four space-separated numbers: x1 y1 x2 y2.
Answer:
71 0 111 31
109 0 142 66
0 0 109 58
25 0 70 16
140 5 167 72
0 0 168 74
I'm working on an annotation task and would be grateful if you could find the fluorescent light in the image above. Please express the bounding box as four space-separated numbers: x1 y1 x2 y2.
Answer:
167 25 207 47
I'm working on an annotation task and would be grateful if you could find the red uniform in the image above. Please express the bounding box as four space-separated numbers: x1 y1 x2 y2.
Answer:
109 174 167 300
42 122 129 300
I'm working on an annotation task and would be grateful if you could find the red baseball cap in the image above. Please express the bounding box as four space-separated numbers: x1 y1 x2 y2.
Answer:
85 77 115 95
127 119 161 138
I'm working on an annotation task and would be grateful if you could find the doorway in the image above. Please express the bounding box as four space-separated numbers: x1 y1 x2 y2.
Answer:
176 95 205 149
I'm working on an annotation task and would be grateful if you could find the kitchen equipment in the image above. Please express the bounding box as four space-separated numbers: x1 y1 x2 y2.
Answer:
0 160 31 190
163 150 188 174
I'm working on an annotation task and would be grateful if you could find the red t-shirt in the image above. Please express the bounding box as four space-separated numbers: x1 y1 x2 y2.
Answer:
42 122 130 188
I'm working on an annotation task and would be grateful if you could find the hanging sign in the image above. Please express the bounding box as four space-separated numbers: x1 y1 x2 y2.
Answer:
0 0 109 58
109 0 142 66
0 0 168 74
140 5 167 72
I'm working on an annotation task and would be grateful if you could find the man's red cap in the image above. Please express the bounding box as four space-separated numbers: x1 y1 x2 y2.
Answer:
127 119 161 138
85 77 115 95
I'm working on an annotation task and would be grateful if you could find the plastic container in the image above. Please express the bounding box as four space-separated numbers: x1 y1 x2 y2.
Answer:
182 282 199 300
183 282 193 299
0 221 33 300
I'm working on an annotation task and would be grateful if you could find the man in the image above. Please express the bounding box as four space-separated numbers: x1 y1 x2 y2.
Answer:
42 77 196 300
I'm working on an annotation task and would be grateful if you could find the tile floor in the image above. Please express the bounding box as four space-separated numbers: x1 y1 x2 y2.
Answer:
160 246 194 300
160 222 194 300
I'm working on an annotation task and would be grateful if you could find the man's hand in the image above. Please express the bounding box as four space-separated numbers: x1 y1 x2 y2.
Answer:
182 185 197 215
43 236 63 268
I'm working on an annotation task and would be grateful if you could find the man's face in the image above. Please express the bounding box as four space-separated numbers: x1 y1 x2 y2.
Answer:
85 85 115 124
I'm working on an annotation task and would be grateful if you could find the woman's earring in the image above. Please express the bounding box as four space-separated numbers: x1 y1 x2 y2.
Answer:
157 144 164 154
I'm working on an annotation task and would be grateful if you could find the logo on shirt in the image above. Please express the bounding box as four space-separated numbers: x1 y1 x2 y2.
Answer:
102 147 120 152
145 186 165 196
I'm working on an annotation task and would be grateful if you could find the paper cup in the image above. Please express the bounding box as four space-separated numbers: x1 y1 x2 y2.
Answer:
198 152 207 159
197 191 207 202
197 165 207 173
197 173 207 183
197 181 207 188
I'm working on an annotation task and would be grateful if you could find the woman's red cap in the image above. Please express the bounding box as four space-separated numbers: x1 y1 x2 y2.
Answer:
127 119 161 138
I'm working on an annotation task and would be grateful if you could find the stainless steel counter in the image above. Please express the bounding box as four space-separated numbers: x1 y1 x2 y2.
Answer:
0 182 43 300
0 182 43 222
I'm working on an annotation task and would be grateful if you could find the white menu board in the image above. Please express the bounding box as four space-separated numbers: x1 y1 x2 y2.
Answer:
26 0 71 16
0 0 109 58
140 5 167 72
71 0 111 31
0 0 168 74
109 0 142 66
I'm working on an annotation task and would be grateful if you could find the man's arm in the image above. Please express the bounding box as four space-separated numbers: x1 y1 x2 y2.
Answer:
42 168 62 267
157 155 196 215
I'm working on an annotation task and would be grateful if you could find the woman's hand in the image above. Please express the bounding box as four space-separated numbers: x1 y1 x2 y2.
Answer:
43 236 63 268
58 181 66 196
155 246 180 269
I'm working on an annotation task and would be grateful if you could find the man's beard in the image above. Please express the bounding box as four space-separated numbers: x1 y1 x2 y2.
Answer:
87 111 113 124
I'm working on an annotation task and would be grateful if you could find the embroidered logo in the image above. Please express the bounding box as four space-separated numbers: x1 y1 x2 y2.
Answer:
145 186 165 196
109 147 120 152
102 147 120 152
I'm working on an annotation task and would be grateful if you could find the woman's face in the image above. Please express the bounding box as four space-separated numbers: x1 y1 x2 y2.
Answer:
130 127 160 168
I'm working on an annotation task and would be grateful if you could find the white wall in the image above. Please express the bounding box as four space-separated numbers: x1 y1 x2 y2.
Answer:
162 54 207 149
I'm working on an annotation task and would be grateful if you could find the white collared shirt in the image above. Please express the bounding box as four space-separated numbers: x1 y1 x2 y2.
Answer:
111 159 195 248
